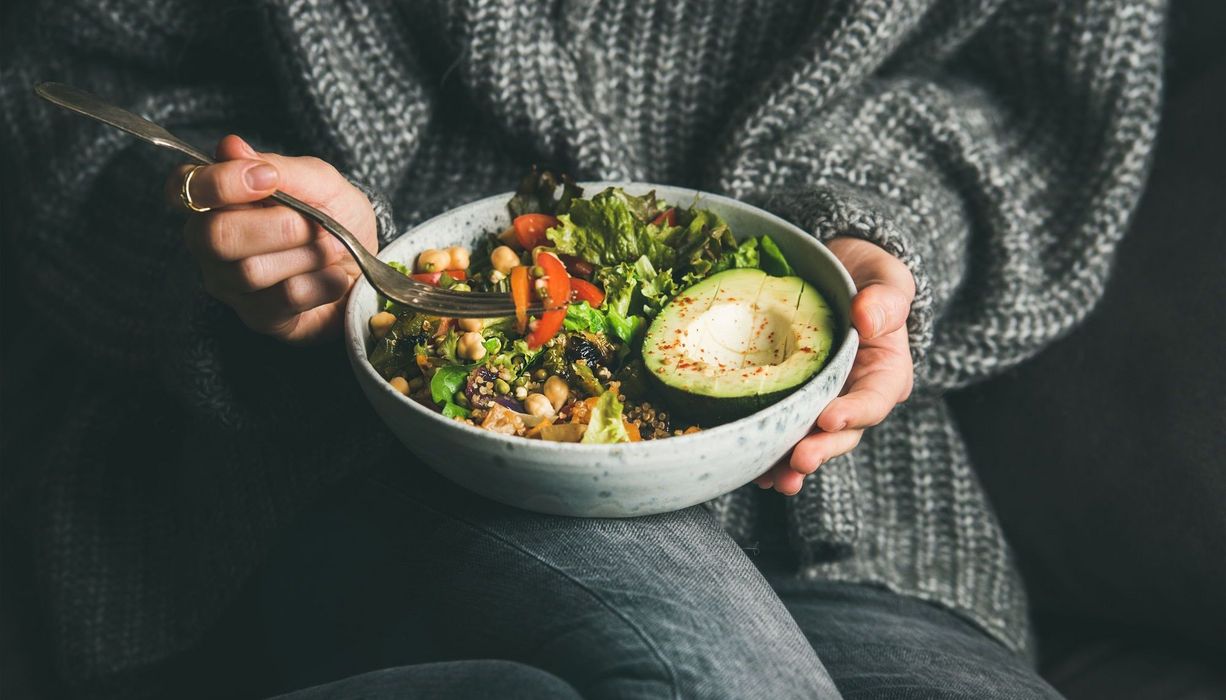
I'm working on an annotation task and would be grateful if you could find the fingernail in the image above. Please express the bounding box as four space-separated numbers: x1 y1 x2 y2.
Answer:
245 163 277 190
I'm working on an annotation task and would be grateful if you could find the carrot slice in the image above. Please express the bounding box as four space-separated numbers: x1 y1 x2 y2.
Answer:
510 265 531 334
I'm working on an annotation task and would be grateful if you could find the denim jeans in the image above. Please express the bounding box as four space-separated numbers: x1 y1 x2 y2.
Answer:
258 467 1061 699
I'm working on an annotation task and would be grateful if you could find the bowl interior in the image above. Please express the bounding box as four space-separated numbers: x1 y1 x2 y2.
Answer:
345 182 857 453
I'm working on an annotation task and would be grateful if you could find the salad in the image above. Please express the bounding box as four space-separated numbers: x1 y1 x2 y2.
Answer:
367 169 836 443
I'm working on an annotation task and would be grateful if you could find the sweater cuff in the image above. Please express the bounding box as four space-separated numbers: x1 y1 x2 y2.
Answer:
766 184 937 376
346 174 399 247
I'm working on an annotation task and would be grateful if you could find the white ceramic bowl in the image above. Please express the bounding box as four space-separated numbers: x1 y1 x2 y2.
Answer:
345 183 858 517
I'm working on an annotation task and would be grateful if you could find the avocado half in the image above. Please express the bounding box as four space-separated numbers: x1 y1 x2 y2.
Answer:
642 268 835 423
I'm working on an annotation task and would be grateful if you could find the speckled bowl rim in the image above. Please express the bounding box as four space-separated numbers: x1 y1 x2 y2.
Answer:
344 183 858 461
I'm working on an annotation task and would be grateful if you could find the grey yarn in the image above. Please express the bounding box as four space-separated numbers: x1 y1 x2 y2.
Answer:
0 0 1164 694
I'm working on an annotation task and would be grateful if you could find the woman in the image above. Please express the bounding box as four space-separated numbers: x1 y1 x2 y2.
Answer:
0 0 1163 697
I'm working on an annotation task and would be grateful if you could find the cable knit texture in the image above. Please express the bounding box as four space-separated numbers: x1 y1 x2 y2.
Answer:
0 0 1164 695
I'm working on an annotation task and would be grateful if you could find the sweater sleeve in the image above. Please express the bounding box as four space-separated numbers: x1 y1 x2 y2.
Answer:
0 1 283 371
724 0 1165 391
0 0 409 374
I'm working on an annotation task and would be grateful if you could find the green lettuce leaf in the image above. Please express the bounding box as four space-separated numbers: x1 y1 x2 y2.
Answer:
597 262 638 317
563 302 608 333
718 236 759 271
596 255 679 319
547 188 677 269
430 364 472 405
581 390 631 444
759 235 795 277
436 329 460 363
489 338 541 373
441 401 471 419
632 256 679 317
605 309 645 345
507 167 584 218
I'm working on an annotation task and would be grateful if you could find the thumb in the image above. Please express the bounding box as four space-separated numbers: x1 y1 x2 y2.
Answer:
826 237 915 340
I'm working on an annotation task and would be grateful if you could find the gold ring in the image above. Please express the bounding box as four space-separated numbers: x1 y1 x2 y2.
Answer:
179 165 211 213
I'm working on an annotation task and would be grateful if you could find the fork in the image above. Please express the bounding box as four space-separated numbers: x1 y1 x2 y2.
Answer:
34 81 543 318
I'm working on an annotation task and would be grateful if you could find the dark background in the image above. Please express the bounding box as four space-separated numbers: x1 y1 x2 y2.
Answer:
2 0 1223 698
947 0 1226 694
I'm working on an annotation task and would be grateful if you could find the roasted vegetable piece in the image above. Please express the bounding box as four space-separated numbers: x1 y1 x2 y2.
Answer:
570 360 604 397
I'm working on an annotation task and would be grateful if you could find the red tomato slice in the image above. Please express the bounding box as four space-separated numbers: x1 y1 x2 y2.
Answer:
650 207 677 227
512 214 560 250
570 278 605 308
526 308 565 349
536 252 571 311
410 270 467 286
510 265 531 334
525 252 572 348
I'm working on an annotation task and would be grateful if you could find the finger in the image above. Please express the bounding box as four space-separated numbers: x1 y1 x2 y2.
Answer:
215 133 259 161
235 266 351 333
165 164 195 210
790 429 864 474
817 350 912 431
753 454 789 488
772 468 807 496
181 158 280 210
205 239 345 295
851 283 911 340
827 237 916 298
184 206 325 262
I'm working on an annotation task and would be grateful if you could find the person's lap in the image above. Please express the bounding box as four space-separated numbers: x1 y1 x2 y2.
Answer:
256 466 836 699
769 579 1063 699
255 466 1059 699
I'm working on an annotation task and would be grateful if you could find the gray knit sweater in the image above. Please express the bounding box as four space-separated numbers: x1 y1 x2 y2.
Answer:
0 0 1164 695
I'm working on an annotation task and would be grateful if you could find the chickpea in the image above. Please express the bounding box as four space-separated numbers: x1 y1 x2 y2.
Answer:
457 317 484 332
543 375 569 411
446 246 471 270
457 331 487 361
524 393 555 418
369 311 397 338
490 245 520 275
388 376 410 395
417 248 451 273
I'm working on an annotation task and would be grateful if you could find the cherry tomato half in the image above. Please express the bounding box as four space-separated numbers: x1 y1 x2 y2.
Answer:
512 214 560 250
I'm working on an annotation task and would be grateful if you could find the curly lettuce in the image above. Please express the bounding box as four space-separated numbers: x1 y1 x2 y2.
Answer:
547 188 677 269
581 390 631 444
